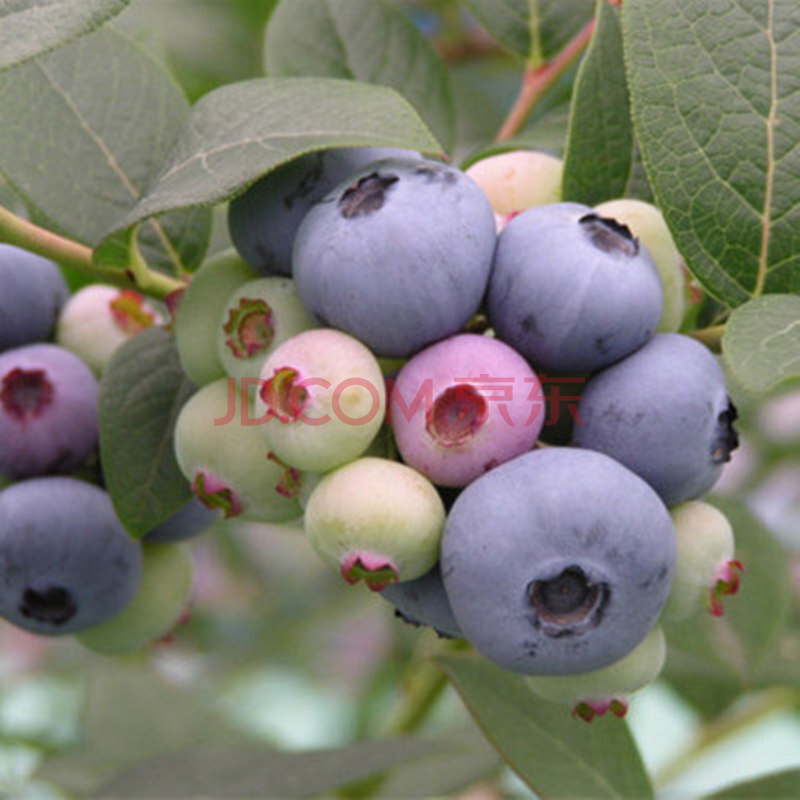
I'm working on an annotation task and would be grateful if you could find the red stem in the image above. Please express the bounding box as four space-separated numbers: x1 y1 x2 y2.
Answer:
496 17 597 143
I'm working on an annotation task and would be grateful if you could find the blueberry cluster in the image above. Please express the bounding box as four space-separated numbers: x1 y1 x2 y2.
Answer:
0 147 743 717
0 249 197 653
168 147 743 720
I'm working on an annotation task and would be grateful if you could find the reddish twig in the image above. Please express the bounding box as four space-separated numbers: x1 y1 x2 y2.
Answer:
496 17 597 143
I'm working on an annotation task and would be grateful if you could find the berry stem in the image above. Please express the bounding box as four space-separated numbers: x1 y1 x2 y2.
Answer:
496 17 596 142
0 204 113 281
0 204 184 299
384 657 451 736
689 324 726 352
126 225 186 298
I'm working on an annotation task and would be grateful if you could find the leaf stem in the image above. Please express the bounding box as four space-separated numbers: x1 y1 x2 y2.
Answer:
0 205 184 299
126 225 186 297
689 324 726 352
496 16 596 143
0 204 112 280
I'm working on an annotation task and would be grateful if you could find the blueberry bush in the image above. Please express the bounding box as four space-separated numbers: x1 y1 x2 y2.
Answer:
0 1 799 797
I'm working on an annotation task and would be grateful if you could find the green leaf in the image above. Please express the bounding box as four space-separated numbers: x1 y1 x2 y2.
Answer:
437 653 653 799
722 295 800 395
755 626 800 687
98 327 195 538
706 769 800 799
624 140 654 203
113 0 279 103
264 0 455 153
377 725 500 798
663 497 793 716
107 76 442 236
562 0 632 205
458 0 530 59
623 0 800 306
0 25 210 273
536 0 595 61
38 662 258 795
459 0 593 62
0 0 131 72
0 677 83 751
90 740 443 799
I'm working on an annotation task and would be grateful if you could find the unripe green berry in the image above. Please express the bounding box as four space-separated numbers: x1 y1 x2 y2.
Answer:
174 378 304 523
466 150 563 219
174 250 256 385
217 277 316 383
254 329 386 473
304 457 445 591
56 284 163 376
663 500 742 620
526 625 666 722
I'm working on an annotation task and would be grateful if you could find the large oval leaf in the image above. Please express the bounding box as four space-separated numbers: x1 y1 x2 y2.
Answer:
438 652 654 799
623 0 800 306
722 294 800 395
0 0 131 72
91 741 443 798
108 76 442 236
562 0 633 204
708 769 800 799
265 0 455 153
0 25 210 273
99 327 195 538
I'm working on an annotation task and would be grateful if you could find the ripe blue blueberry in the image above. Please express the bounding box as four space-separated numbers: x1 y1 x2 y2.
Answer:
0 244 69 352
441 448 675 675
293 158 497 358
0 477 142 635
593 199 686 333
228 147 421 276
380 564 463 639
0 344 98 479
487 203 663 372
573 333 739 506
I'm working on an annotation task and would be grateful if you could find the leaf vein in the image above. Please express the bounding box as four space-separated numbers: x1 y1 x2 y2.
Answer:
36 57 140 202
754 0 777 297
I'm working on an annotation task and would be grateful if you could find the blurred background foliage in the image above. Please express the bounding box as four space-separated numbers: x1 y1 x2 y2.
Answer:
0 1 798 797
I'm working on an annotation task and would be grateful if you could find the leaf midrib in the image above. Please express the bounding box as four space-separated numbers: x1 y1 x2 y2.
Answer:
37 57 139 201
35 44 186 271
755 0 777 297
